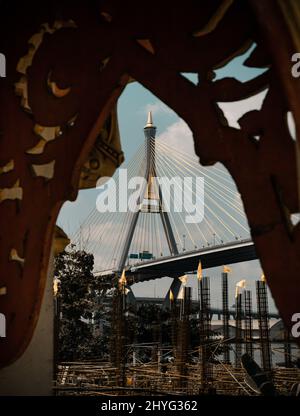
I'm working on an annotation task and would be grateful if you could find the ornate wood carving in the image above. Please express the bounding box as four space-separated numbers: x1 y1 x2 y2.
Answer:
1 0 300 367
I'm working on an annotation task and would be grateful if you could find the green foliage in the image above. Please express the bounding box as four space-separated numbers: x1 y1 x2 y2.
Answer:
54 248 106 361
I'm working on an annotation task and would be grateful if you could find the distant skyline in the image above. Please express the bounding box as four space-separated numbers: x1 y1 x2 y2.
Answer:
57 43 279 313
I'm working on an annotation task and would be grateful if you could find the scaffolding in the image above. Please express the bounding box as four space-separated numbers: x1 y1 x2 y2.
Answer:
198 276 212 388
152 321 162 372
244 290 253 359
55 357 300 396
256 280 272 376
175 286 192 389
284 327 292 368
222 272 230 364
235 293 243 367
54 270 300 396
110 287 127 386
171 296 178 361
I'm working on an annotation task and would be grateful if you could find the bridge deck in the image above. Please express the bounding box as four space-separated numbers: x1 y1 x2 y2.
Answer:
95 239 257 284
128 239 256 282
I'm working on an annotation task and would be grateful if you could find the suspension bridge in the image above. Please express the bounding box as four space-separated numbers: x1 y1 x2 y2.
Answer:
72 113 256 299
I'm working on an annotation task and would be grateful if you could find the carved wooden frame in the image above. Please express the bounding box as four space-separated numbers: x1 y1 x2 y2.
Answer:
1 0 300 367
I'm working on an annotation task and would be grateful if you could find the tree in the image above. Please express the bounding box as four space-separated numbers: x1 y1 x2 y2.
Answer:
54 247 103 360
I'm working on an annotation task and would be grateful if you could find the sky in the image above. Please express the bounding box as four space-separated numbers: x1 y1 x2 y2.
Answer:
57 43 281 313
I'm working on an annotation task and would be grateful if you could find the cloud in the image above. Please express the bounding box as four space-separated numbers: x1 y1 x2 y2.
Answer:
287 111 296 141
130 260 279 314
217 89 268 129
142 101 173 116
131 276 173 298
157 119 196 155
155 89 273 156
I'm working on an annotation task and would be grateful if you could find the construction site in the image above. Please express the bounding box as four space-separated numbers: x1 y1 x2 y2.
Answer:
3 0 300 404
54 272 300 396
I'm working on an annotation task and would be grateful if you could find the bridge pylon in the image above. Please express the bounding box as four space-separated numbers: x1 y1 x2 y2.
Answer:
117 112 183 303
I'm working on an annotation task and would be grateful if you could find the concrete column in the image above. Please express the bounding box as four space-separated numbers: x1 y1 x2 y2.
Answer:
0 250 54 395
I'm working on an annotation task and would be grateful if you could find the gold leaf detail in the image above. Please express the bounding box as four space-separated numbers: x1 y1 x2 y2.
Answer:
31 160 55 179
136 39 155 54
0 160 14 175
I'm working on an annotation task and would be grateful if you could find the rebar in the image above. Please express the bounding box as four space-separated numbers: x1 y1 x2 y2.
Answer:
244 290 253 359
222 272 230 364
235 293 243 367
256 280 272 376
199 277 212 387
